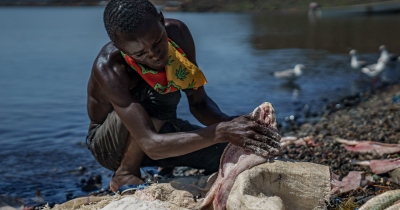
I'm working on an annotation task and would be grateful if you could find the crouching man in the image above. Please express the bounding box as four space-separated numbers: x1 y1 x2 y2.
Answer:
86 0 281 192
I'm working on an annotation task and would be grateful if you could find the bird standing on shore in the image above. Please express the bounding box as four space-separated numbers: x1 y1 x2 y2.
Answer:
361 57 387 78
379 45 390 62
349 50 367 69
308 2 321 21
273 64 305 82
378 45 399 63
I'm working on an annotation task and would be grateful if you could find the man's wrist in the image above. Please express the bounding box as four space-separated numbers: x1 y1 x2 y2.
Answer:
214 121 228 143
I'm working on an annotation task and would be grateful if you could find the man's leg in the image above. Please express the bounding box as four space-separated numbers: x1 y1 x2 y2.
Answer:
110 134 145 191
88 111 145 192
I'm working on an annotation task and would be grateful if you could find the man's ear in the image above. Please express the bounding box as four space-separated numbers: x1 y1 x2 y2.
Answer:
159 11 165 26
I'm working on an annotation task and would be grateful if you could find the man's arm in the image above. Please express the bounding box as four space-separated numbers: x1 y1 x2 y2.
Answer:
187 86 232 126
165 20 232 125
94 58 278 160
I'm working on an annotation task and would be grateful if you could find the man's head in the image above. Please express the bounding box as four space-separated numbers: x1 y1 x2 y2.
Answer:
104 0 169 69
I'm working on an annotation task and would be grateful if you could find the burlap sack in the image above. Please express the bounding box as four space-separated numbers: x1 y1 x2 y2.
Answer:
226 159 331 210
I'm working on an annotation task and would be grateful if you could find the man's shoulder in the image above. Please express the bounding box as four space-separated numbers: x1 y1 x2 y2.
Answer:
94 42 123 72
165 19 192 41
164 18 197 65
165 19 188 30
92 42 138 87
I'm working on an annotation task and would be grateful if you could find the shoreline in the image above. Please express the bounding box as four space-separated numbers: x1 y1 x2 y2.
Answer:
179 0 395 12
0 2 107 6
37 81 400 210
278 81 400 208
0 0 395 12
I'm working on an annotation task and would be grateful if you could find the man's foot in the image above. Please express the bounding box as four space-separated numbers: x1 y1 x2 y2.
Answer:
110 170 144 192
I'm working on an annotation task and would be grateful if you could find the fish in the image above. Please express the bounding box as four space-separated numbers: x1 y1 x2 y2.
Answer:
370 158 400 175
349 158 400 174
331 171 363 194
281 136 322 147
349 159 372 166
336 138 400 155
359 190 400 210
199 102 280 210
280 136 297 146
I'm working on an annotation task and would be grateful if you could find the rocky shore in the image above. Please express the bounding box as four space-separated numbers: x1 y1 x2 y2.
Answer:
60 83 400 210
278 83 400 208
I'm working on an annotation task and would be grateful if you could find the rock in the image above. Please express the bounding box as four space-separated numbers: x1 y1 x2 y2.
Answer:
390 168 400 184
82 175 102 192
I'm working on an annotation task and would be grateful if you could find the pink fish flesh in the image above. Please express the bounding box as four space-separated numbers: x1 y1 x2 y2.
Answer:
350 158 400 174
199 102 279 210
370 158 400 174
337 138 400 155
281 136 322 147
331 171 363 194
349 159 372 166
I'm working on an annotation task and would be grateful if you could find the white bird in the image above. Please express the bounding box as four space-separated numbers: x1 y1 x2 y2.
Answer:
361 58 387 78
349 49 367 69
274 64 305 81
378 45 399 62
308 2 321 20
378 45 390 62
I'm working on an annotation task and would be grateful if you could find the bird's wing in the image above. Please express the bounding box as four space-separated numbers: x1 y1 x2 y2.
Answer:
274 69 295 79
362 64 385 77
363 64 376 72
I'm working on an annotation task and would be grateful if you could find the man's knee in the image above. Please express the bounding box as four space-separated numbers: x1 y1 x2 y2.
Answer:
87 111 131 171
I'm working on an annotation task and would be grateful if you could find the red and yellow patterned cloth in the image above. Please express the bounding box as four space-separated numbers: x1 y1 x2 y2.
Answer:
121 38 207 94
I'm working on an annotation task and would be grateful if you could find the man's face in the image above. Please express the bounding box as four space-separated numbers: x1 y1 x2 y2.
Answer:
115 14 169 70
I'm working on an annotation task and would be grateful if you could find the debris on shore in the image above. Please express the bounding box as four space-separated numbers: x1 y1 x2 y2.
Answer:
278 84 400 208
17 84 400 210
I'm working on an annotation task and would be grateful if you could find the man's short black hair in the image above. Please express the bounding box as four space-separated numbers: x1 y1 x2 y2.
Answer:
104 0 159 42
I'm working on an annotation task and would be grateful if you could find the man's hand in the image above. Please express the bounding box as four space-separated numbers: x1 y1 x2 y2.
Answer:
216 115 282 157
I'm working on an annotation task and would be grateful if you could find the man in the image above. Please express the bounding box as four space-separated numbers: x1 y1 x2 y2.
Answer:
86 0 281 192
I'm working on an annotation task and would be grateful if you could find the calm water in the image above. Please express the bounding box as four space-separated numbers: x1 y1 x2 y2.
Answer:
1 7 400 204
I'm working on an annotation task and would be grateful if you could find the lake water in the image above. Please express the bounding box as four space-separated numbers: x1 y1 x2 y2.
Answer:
1 7 400 204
